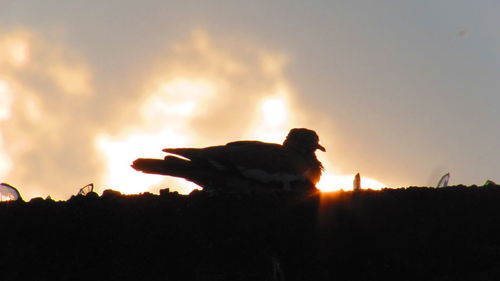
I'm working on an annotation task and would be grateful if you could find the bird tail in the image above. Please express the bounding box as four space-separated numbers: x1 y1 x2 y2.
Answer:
131 156 192 176
132 156 218 188
162 148 201 160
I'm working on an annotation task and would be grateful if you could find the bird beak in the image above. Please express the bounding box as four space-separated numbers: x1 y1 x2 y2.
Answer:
317 143 326 152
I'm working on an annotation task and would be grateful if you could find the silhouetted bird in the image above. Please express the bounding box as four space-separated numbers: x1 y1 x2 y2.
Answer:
131 128 325 193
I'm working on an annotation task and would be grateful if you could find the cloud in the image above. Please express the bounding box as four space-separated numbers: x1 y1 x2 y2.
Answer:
95 29 299 194
0 29 97 199
0 31 30 67
2 27 300 198
0 27 383 199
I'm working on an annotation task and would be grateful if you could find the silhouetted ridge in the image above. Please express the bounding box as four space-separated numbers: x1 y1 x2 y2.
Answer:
1 186 500 281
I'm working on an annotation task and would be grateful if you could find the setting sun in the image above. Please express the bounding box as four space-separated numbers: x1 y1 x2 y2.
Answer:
317 173 386 192
262 98 287 126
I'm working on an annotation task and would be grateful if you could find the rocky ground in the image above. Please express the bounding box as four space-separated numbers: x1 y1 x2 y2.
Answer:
1 185 500 281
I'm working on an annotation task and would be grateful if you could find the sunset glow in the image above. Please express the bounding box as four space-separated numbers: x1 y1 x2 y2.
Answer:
0 136 12 179
1 28 390 199
97 133 179 194
48 63 92 96
262 98 287 126
5 38 29 66
0 80 12 121
141 77 216 119
95 31 310 195
93 31 388 195
251 96 291 143
317 173 386 192
96 74 387 195
96 76 217 194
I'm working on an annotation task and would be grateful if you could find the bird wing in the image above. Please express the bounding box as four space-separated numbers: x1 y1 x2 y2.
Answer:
162 141 272 160
225 140 270 146
223 141 322 185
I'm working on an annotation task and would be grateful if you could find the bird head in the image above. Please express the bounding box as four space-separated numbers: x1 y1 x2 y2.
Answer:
283 128 326 153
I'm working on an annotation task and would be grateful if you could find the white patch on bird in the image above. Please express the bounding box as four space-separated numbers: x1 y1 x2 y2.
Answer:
239 167 303 185
303 169 319 180
209 160 226 170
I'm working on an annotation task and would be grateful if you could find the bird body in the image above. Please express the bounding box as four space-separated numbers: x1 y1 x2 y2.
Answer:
132 128 325 193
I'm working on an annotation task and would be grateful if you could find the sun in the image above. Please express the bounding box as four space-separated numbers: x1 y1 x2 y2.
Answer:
316 173 386 192
262 98 287 126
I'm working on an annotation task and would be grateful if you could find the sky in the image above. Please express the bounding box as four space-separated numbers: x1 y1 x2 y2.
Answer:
0 0 498 200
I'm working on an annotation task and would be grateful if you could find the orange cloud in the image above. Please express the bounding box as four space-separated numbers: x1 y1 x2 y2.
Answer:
0 29 97 199
95 29 300 194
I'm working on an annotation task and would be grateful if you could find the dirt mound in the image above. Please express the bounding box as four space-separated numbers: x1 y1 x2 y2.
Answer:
1 186 500 281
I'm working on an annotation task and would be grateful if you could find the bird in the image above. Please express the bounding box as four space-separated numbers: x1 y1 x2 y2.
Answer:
131 128 325 193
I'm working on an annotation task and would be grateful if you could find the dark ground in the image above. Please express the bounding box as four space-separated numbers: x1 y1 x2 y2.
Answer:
1 185 500 281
